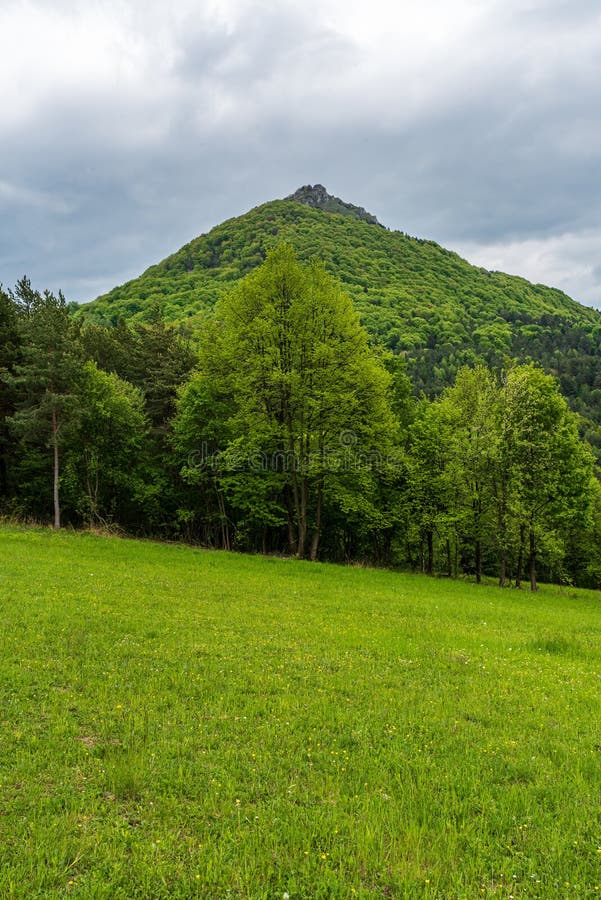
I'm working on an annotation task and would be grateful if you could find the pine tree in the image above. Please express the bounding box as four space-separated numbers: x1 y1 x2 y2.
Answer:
7 288 82 528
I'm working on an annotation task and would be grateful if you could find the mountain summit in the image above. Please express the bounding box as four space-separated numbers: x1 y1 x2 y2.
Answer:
285 184 381 226
76 191 601 429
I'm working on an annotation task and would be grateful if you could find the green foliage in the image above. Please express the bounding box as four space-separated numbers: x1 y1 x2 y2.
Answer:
5 284 83 526
75 198 601 433
174 246 398 559
62 361 148 525
0 283 21 498
3 258 600 587
406 364 597 588
81 312 197 532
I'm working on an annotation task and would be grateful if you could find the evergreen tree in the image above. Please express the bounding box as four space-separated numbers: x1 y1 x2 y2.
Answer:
0 286 20 501
7 288 82 528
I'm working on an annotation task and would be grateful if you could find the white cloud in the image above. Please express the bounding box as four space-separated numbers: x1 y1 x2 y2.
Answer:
453 230 601 308
0 0 600 305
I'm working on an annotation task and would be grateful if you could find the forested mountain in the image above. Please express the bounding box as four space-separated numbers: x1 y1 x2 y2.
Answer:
77 185 601 433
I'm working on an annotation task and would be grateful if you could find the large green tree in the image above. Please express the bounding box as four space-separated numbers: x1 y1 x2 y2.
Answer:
62 361 148 526
438 366 498 583
501 365 595 590
176 245 398 559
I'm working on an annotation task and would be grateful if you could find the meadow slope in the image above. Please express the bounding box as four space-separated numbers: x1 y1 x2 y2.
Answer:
1 527 600 898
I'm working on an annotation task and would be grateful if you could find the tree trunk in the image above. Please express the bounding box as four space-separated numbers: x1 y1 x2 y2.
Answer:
446 539 452 577
287 515 297 556
309 482 323 562
289 443 303 558
426 530 434 575
216 487 230 551
497 494 507 587
499 552 507 588
297 476 307 559
474 495 482 584
515 524 525 588
284 490 297 555
382 529 392 567
0 453 8 499
529 528 538 592
52 405 60 530
475 539 482 584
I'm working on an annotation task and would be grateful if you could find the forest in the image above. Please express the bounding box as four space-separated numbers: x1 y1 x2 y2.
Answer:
2 245 600 590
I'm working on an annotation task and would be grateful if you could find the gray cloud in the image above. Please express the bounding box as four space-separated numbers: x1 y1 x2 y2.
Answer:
0 0 600 309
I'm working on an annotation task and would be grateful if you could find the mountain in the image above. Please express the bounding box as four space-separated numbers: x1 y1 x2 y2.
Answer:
76 187 601 434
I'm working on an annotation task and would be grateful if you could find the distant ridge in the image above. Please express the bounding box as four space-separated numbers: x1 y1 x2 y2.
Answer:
286 184 381 226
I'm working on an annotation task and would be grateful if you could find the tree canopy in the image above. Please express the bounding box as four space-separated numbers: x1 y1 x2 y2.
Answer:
2 254 600 590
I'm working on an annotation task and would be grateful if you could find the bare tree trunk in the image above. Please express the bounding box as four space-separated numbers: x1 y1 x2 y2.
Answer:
446 539 452 577
499 552 507 588
382 529 392 567
289 443 303 558
426 530 434 575
474 496 482 583
515 524 525 588
309 482 323 562
475 539 482 584
283 489 297 555
529 529 538 592
52 405 60 530
497 496 507 587
297 476 307 559
0 454 8 498
216 487 230 551
287 514 297 556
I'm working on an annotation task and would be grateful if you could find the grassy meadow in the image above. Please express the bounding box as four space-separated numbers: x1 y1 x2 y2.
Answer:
1 526 600 898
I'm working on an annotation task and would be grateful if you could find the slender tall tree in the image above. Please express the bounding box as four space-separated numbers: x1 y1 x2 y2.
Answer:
502 365 595 591
7 287 82 529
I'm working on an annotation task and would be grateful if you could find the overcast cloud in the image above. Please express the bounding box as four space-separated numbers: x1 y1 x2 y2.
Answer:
1 0 600 307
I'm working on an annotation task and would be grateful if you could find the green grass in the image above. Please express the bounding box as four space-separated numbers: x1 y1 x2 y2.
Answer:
1 526 601 898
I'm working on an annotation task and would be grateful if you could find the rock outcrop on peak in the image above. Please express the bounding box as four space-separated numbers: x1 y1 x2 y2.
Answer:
285 184 381 226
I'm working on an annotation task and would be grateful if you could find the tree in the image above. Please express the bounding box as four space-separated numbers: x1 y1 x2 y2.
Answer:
176 245 397 559
7 287 82 529
501 365 595 590
172 369 238 550
62 362 148 526
438 366 498 583
0 286 21 500
80 312 197 534
407 400 455 575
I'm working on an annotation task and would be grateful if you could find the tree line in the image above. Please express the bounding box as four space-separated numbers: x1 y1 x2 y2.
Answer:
1 247 600 589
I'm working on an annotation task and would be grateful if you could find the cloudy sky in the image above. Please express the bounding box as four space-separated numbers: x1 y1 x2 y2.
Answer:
1 0 600 308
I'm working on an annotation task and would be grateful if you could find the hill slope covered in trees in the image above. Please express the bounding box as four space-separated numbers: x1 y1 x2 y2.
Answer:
77 186 601 430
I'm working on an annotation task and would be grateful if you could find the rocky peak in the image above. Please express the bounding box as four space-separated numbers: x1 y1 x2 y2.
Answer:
285 184 381 226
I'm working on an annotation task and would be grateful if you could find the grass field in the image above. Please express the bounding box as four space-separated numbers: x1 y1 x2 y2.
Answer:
1 526 600 898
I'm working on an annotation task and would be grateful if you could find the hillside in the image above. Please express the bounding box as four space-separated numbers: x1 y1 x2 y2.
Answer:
2 525 601 897
76 186 601 426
